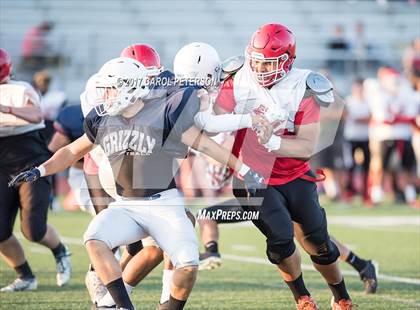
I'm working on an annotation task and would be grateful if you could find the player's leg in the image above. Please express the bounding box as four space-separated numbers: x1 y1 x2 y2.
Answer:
360 141 371 203
330 236 378 294
399 140 417 206
82 154 116 303
122 238 163 284
287 175 352 306
0 174 37 292
197 199 243 270
18 177 72 287
148 192 199 310
247 185 317 309
84 206 147 310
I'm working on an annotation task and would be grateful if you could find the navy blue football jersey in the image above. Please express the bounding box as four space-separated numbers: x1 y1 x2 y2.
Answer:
54 104 84 142
83 77 200 198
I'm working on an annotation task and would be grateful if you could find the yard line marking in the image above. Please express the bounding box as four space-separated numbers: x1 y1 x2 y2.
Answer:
231 244 257 252
29 246 49 254
352 292 420 309
223 254 420 285
222 216 420 228
16 234 420 285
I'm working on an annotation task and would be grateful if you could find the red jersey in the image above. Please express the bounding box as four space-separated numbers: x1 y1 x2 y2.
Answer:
216 76 320 185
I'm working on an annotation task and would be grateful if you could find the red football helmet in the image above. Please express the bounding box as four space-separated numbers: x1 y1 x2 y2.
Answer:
246 23 296 87
0 48 12 83
120 44 163 76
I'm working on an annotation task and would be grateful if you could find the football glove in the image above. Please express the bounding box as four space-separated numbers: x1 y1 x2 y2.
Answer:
8 168 41 187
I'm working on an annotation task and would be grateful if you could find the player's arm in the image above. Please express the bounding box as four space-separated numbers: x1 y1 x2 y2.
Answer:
42 134 94 175
194 89 268 133
9 134 94 187
48 131 71 152
181 125 243 172
268 122 320 160
181 125 263 193
0 100 42 124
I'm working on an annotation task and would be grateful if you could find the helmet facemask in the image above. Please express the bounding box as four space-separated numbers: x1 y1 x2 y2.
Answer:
247 51 290 87
94 82 145 116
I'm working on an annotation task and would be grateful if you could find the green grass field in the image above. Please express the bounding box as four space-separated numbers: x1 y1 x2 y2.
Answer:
1 200 419 309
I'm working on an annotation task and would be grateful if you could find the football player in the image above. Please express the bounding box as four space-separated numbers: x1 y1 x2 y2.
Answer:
171 42 378 296
0 48 71 292
79 45 175 307
9 57 264 310
212 24 355 310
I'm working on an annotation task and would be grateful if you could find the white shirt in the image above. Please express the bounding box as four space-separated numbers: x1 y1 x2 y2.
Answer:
0 80 45 137
344 96 370 141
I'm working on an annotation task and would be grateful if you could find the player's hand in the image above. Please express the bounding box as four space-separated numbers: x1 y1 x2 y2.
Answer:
252 115 273 144
240 166 265 196
197 88 211 111
8 168 41 187
0 104 11 114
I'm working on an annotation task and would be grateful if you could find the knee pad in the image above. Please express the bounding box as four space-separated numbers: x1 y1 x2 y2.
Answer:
21 223 46 242
266 241 296 264
310 239 340 265
126 240 143 256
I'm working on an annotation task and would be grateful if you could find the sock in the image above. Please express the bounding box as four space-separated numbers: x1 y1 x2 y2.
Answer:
97 281 133 307
106 278 134 310
14 261 35 279
285 273 310 302
51 242 66 258
205 241 218 253
124 282 134 295
168 295 187 310
160 269 174 304
346 251 368 273
328 278 350 302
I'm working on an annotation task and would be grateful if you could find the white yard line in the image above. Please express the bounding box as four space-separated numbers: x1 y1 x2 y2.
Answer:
363 294 420 308
222 254 420 286
222 216 420 228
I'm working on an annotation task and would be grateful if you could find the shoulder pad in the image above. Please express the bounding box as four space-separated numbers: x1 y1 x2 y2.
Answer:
306 72 334 107
220 55 245 81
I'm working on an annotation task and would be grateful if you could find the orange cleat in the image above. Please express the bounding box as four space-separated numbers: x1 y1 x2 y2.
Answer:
331 297 356 310
296 295 319 310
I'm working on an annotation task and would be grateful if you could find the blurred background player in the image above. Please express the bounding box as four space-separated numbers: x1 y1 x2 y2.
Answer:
342 78 371 202
47 103 95 214
0 48 71 292
365 67 418 206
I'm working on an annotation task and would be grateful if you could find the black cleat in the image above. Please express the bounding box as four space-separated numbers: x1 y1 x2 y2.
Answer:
359 260 379 294
199 252 222 270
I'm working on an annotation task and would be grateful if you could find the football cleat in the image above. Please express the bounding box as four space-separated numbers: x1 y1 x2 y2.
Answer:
359 260 378 294
296 295 319 310
86 270 108 303
0 277 38 292
56 246 72 287
199 252 222 270
330 297 356 310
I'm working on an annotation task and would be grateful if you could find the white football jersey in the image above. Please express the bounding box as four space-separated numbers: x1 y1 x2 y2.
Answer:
233 66 311 134
0 80 44 137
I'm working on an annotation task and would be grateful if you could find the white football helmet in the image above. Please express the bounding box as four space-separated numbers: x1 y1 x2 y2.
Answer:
173 42 221 88
94 57 150 116
80 73 99 117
